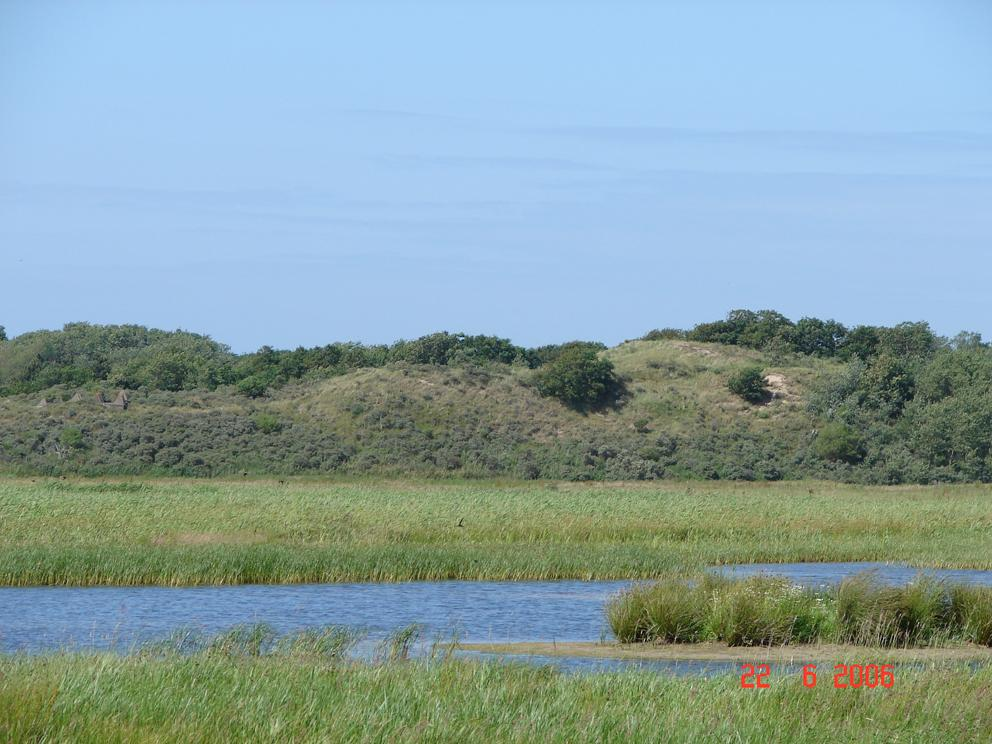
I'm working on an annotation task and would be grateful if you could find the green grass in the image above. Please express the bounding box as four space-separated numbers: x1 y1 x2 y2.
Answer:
1 477 992 585
608 573 992 647
2 653 991 742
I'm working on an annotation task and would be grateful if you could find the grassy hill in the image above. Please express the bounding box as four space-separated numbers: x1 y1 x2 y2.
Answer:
2 308 989 483
0 339 852 481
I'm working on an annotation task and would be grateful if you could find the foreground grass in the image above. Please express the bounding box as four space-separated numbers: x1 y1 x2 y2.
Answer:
2 654 990 743
2 478 992 585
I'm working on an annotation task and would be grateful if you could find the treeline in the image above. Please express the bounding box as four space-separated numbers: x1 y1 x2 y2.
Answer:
644 309 984 359
0 323 607 399
644 310 991 482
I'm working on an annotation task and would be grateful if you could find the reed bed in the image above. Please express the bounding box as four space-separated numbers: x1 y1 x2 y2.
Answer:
138 623 366 661
2 653 991 742
1 478 992 585
608 573 992 647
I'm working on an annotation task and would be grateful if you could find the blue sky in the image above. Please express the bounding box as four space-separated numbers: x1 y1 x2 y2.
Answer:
1 0 990 352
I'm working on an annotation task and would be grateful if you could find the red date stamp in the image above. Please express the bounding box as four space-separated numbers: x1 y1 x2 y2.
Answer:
741 663 894 689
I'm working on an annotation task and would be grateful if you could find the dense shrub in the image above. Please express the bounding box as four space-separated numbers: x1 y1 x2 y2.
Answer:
688 310 795 349
727 366 769 403
813 423 864 464
533 347 621 411
59 426 86 450
237 375 270 398
524 341 607 368
253 413 283 434
641 328 687 341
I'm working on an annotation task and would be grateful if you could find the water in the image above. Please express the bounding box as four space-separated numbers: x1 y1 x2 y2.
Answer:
5 562 992 673
459 651 759 676
0 580 631 654
716 561 992 589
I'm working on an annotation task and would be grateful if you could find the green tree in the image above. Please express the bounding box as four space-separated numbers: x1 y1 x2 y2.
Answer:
727 366 769 403
840 325 881 360
688 309 794 349
859 354 915 415
786 317 848 357
877 322 941 359
534 347 620 410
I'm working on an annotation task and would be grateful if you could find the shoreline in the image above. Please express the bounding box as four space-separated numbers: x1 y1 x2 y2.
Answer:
458 641 992 662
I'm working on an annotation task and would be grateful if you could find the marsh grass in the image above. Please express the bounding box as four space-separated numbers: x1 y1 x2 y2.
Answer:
274 626 365 659
2 653 991 743
707 576 832 646
951 585 992 646
138 624 364 661
375 623 424 662
836 574 955 646
2 478 992 585
609 575 830 646
609 572 992 648
606 576 716 643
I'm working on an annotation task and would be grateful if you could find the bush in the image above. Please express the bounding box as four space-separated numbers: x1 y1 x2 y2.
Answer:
813 422 865 464
641 328 686 341
533 347 620 411
727 366 769 403
253 413 283 434
237 375 269 398
688 309 794 349
59 426 86 450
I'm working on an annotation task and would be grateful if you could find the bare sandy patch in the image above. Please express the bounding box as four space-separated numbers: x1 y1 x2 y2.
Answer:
764 372 796 401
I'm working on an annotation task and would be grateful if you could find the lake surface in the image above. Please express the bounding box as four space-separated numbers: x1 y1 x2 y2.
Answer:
0 580 631 654
5 562 992 670
716 561 992 588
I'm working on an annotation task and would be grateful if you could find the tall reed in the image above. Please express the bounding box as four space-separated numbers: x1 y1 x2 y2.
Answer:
609 572 992 648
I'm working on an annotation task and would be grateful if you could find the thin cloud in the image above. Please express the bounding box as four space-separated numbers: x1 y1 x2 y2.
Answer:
535 124 992 152
379 154 614 173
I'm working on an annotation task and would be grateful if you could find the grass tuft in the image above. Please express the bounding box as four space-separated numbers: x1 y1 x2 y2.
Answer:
610 572 991 648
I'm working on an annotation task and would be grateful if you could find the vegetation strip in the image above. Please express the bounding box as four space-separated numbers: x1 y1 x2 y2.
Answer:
2 478 992 585
608 573 992 647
